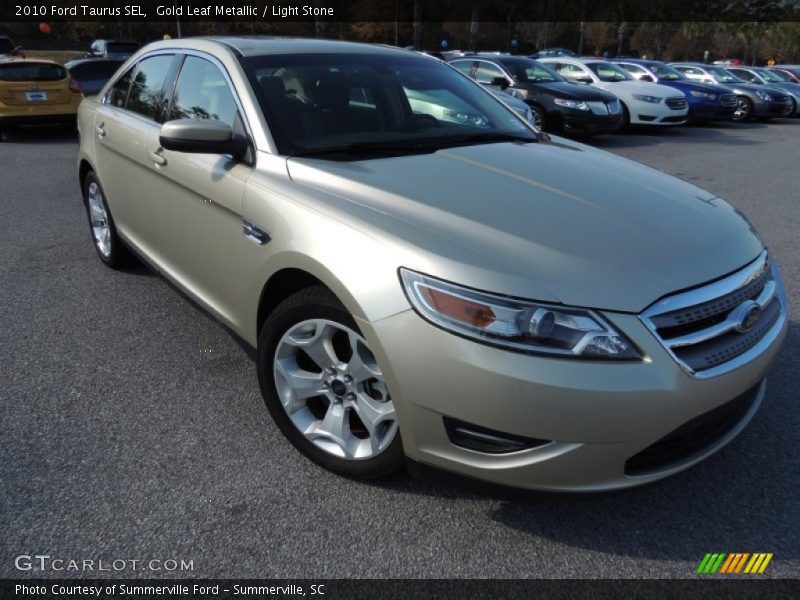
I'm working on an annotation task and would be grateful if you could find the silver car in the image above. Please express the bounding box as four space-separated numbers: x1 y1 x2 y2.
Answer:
76 38 788 491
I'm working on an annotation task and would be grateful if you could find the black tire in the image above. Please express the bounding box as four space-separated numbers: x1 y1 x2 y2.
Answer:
530 104 547 132
620 102 631 129
731 96 753 122
257 286 404 480
82 171 134 268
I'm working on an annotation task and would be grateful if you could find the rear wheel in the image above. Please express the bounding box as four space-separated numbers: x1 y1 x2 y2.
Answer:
82 172 134 268
257 286 403 479
732 96 752 122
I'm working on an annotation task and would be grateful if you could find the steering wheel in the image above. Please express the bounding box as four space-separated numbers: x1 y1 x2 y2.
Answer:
401 114 440 130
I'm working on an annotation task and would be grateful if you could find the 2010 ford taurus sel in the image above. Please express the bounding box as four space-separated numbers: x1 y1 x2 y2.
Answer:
76 38 787 491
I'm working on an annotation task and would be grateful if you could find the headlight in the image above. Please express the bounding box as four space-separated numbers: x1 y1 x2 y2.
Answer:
553 98 590 111
632 94 662 103
443 109 489 126
690 90 717 100
755 90 773 101
400 269 640 359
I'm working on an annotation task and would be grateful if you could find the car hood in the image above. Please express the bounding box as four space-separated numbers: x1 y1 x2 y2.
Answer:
606 80 684 98
522 81 616 101
285 140 763 313
660 79 731 95
719 81 769 95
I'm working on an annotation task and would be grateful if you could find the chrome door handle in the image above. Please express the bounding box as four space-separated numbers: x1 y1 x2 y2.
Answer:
243 220 271 245
95 123 106 137
148 149 167 166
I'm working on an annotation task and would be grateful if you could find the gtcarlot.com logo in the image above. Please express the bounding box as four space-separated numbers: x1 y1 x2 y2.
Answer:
15 554 195 573
696 552 773 574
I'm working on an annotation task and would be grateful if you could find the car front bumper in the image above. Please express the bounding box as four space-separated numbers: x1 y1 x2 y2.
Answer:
688 101 736 121
359 289 787 492
558 109 623 134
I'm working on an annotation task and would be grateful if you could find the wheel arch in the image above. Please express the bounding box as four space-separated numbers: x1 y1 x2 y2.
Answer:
78 158 94 192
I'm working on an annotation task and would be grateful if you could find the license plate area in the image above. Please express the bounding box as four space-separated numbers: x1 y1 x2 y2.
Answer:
26 91 47 102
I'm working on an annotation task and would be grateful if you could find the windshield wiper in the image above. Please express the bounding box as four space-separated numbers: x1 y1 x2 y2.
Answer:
289 132 536 159
431 132 538 148
290 140 439 158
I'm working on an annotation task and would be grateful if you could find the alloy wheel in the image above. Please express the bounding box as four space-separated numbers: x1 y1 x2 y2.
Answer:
86 181 111 257
273 319 397 460
732 97 751 121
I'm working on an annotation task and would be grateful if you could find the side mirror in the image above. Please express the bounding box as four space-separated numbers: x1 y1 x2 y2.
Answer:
159 119 247 157
575 76 593 84
641 75 655 83
491 76 510 90
11 46 25 57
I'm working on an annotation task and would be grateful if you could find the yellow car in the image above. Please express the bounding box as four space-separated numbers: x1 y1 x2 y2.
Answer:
0 59 83 138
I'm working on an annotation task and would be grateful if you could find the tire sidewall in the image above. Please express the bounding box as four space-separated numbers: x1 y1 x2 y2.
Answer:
83 172 126 267
257 289 404 479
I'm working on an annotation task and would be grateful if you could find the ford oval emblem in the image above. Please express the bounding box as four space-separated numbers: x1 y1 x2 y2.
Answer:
733 301 762 333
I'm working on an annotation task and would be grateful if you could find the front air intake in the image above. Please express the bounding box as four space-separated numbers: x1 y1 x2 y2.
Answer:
443 417 550 454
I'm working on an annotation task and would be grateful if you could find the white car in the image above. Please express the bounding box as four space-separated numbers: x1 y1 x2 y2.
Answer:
539 57 688 126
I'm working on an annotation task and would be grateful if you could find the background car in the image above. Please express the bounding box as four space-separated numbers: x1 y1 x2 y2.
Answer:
611 59 738 122
0 35 24 61
670 63 793 121
85 39 140 59
449 54 623 134
64 57 125 96
539 57 688 126
0 59 83 139
769 65 800 83
529 48 576 59
726 66 800 116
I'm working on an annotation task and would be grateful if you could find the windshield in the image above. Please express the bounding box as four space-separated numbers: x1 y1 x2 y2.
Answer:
756 68 784 83
649 63 684 81
240 52 536 159
766 69 792 82
706 67 743 83
500 59 563 83
586 62 633 82
106 42 139 54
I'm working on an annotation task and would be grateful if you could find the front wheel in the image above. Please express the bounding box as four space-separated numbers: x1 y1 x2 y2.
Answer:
257 286 403 479
731 96 753 122
530 104 547 132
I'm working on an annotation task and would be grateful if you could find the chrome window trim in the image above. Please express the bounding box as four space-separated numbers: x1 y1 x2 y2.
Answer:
640 250 788 379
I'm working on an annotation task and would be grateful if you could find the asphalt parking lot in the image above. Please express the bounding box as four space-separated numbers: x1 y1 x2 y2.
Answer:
1 120 798 579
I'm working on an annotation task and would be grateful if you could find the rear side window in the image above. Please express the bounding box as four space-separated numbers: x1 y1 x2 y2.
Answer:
0 37 14 53
0 63 66 82
107 66 134 107
169 56 238 128
126 55 174 120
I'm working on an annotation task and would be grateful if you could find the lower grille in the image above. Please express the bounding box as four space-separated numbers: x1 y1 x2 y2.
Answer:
666 97 688 109
625 381 762 476
640 251 786 378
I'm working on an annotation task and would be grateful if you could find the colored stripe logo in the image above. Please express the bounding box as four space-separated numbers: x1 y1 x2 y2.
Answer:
696 553 773 574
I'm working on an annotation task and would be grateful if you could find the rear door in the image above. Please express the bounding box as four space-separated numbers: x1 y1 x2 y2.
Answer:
92 53 178 256
144 53 254 327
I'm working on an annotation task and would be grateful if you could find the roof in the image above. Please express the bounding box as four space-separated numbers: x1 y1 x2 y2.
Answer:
140 36 411 58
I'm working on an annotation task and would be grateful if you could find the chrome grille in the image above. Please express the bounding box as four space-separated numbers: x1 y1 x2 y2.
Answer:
640 251 787 378
666 97 688 110
587 101 608 115
586 100 622 115
720 94 738 107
